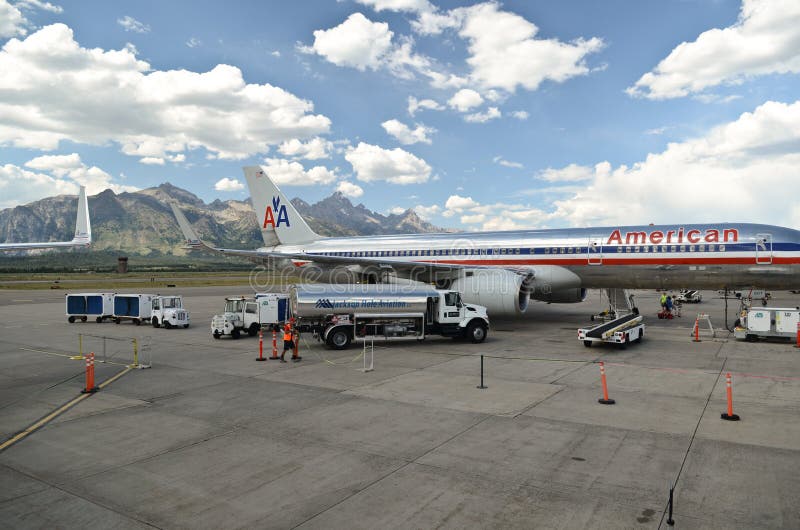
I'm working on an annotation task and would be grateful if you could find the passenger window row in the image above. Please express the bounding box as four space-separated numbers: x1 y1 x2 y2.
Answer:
313 244 729 257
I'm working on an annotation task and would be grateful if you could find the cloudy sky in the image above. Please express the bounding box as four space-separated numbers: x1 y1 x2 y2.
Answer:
1 0 799 230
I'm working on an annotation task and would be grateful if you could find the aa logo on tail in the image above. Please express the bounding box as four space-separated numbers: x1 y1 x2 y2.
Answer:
263 196 291 228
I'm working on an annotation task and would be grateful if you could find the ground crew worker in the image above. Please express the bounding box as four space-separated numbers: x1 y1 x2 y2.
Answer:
660 292 667 309
280 318 302 362
280 320 294 363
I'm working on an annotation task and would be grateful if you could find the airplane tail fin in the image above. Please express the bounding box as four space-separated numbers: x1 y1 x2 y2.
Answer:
243 166 321 246
72 186 91 246
169 202 204 250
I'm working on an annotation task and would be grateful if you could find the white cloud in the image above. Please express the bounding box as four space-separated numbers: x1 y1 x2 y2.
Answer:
448 88 483 112
550 100 800 227
388 206 406 215
270 50 280 57
20 153 137 197
261 158 338 186
443 193 546 230
17 0 62 13
305 13 463 89
345 142 431 184
0 0 27 38
510 110 529 120
464 106 500 123
356 0 432 12
627 0 800 99
278 137 332 159
455 2 603 93
139 157 164 165
381 119 434 145
536 162 606 182
493 156 523 169
336 180 364 198
460 213 486 224
24 153 82 175
407 96 443 116
0 24 331 160
186 37 201 48
444 195 479 211
308 13 393 71
413 204 440 220
117 15 150 34
214 177 244 191
317 2 602 97
0 164 76 207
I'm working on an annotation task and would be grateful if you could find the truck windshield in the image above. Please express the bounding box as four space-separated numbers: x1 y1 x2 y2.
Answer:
444 292 461 307
225 300 244 313
163 298 179 308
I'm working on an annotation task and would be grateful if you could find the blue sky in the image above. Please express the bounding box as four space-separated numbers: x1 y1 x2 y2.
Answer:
1 0 799 230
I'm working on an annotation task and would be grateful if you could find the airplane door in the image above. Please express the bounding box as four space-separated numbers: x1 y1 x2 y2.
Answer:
587 237 603 265
755 233 772 264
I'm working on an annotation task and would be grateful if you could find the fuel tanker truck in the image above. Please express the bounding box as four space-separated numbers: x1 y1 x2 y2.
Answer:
290 284 490 350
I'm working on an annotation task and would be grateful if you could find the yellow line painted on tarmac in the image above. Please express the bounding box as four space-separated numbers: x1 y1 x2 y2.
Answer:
0 366 134 453
19 347 130 367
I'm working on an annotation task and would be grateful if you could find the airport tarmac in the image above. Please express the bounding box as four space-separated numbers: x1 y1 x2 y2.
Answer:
0 286 798 529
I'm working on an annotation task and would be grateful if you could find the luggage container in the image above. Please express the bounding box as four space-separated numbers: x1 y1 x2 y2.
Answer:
734 307 800 342
255 293 289 328
65 293 114 323
113 294 155 325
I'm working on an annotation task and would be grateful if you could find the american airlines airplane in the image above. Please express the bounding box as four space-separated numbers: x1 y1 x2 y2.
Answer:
170 167 800 317
0 186 91 251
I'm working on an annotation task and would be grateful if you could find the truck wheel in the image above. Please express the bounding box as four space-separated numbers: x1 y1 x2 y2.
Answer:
114 318 121 324
134 318 141 326
68 316 75 323
152 317 160 328
583 340 592 348
248 323 259 337
231 328 240 340
164 321 173 329
81 316 87 322
466 321 487 343
213 331 221 339
183 324 189 329
96 317 103 323
328 329 351 350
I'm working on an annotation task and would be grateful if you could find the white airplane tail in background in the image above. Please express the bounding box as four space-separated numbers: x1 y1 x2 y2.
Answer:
72 186 91 245
243 166 321 246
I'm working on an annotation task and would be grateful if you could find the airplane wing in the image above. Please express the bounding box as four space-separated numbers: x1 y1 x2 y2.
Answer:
0 186 91 251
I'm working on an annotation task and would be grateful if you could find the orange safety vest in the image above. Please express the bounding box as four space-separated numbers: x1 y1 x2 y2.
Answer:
283 325 293 341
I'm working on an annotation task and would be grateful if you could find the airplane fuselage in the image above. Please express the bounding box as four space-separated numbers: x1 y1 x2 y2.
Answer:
268 222 800 290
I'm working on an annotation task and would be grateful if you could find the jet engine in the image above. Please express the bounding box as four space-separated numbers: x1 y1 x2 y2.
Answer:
532 288 588 303
451 269 531 317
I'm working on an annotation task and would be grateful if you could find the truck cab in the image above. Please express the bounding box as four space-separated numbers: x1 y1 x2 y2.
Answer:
210 295 289 339
151 295 190 329
211 297 259 339
429 290 489 342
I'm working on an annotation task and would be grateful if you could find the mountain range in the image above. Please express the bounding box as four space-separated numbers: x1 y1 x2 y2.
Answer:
0 184 447 256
